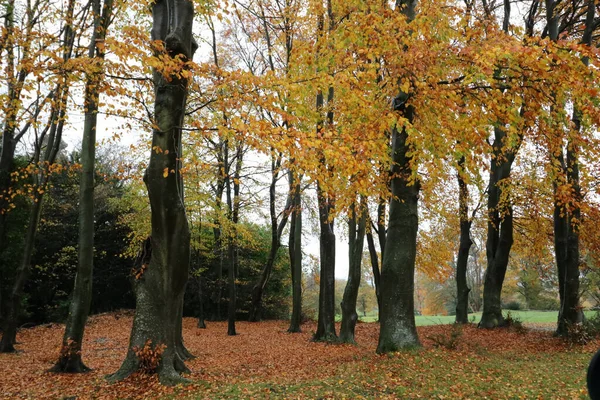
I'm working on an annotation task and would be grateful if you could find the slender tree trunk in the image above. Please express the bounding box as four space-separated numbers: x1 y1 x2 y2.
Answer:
108 0 195 385
376 0 420 353
366 229 382 313
287 171 302 333
455 155 472 324
249 153 292 322
340 201 366 343
52 0 113 373
225 142 242 336
197 275 206 328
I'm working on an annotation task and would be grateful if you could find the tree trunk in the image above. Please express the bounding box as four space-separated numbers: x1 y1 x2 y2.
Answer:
313 83 337 342
366 229 382 314
340 201 366 343
479 125 516 328
376 120 420 353
108 0 195 385
226 142 242 336
455 155 472 324
376 0 420 353
197 276 206 329
52 0 113 373
550 0 591 337
0 0 17 253
314 181 337 342
479 0 518 330
287 171 302 333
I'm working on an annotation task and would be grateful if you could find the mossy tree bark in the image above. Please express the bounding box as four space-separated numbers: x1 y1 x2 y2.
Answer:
52 0 114 373
376 0 420 354
340 201 366 343
376 113 420 353
455 155 473 324
108 0 195 385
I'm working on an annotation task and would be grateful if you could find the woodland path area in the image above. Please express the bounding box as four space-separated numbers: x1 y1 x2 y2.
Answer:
0 313 596 399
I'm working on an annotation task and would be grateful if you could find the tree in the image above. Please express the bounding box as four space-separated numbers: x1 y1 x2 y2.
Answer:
52 0 115 373
0 0 80 352
339 200 366 343
109 0 196 384
376 0 421 354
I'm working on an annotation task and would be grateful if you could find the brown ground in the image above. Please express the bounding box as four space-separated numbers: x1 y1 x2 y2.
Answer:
0 313 596 399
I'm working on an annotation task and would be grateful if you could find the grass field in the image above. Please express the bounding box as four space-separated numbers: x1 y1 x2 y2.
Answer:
357 309 600 326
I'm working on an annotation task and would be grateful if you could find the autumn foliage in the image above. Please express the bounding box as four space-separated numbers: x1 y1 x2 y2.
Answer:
0 314 596 399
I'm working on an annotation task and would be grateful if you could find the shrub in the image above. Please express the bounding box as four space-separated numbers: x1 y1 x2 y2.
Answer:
427 324 463 350
505 311 527 334
503 300 522 311
535 296 560 311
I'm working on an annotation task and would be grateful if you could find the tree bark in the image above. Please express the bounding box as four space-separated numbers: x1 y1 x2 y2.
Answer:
479 0 519 330
455 155 472 324
550 0 590 336
340 201 366 343
197 275 206 328
52 0 113 373
108 0 195 385
376 0 420 354
314 179 337 342
366 229 382 313
287 170 302 333
376 119 420 353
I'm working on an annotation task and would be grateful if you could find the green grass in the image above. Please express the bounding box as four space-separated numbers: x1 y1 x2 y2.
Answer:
180 348 591 399
357 310 600 325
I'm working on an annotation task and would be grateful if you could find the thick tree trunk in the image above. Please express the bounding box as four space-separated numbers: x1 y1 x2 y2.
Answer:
551 0 591 337
108 0 194 385
0 0 17 252
313 83 337 342
314 181 337 342
52 0 113 373
480 126 516 328
287 171 302 333
479 0 518 330
340 202 366 343
455 156 472 324
376 120 420 353
376 0 419 353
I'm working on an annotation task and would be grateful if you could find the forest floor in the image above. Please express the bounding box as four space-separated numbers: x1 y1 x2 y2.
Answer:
0 313 597 399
